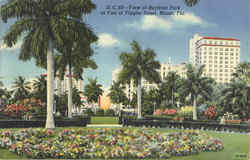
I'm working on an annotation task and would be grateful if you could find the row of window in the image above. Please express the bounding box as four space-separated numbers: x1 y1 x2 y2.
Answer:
205 69 234 73
200 56 238 60
197 60 239 64
201 47 239 51
200 52 239 56
200 40 240 46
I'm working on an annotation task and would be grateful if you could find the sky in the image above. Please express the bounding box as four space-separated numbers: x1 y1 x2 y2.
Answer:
0 0 250 90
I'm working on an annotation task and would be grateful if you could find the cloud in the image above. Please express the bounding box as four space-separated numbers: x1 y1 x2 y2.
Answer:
0 40 22 51
98 33 120 48
126 12 216 33
128 15 172 31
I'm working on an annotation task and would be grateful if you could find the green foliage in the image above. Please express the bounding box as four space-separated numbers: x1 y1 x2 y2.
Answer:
184 0 200 7
84 78 103 103
11 76 31 102
108 81 127 105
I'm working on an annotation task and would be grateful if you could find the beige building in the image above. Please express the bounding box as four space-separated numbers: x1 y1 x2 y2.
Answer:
112 62 187 100
190 34 240 83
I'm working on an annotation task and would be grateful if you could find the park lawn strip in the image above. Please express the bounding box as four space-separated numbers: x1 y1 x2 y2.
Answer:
90 116 119 124
0 127 249 160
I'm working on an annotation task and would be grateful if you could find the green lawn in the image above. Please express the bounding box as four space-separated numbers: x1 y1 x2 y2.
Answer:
0 127 249 160
90 116 119 124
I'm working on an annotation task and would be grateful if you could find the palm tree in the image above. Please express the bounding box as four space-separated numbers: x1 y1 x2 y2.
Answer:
84 78 104 109
1 0 97 129
184 0 200 7
33 75 47 103
181 64 214 120
232 62 250 84
72 87 83 113
163 71 181 106
221 80 250 118
55 42 97 118
108 81 128 113
118 41 161 118
12 76 31 102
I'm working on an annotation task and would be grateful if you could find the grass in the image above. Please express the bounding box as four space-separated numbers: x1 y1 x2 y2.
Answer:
0 127 249 160
90 116 119 124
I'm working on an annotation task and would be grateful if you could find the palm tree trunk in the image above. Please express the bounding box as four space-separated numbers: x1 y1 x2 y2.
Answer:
172 87 174 106
45 39 55 129
137 77 142 119
193 95 197 120
68 63 73 118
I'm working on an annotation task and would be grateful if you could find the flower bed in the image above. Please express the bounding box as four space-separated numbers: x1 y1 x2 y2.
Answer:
0 128 224 159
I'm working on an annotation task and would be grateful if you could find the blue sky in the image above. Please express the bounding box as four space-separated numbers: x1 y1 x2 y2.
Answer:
0 0 250 90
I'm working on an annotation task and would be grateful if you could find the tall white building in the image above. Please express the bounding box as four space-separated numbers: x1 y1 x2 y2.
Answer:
112 62 187 100
41 72 83 95
190 34 240 83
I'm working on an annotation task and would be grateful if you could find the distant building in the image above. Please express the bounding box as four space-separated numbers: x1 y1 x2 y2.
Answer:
190 34 240 83
112 62 187 100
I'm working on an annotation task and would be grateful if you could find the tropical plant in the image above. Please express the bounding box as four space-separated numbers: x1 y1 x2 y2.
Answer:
33 75 47 103
221 80 250 119
232 62 250 84
161 71 181 106
180 64 214 120
118 40 161 118
184 0 200 7
84 78 103 106
108 81 128 112
1 0 97 129
11 76 31 102
55 34 97 118
72 87 83 113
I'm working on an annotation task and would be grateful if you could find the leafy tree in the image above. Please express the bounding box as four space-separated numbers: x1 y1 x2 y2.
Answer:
118 40 161 118
1 0 97 129
33 75 47 103
184 0 200 7
72 87 83 113
55 31 97 118
181 64 214 120
162 71 181 106
11 76 31 102
84 78 103 106
232 62 250 84
221 80 250 119
108 81 128 111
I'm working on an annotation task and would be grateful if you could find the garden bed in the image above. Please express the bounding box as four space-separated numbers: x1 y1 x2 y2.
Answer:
0 128 224 159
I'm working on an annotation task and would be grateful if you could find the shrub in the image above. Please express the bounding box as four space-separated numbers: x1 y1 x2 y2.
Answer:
154 109 162 116
205 105 218 120
178 106 193 119
163 108 177 115
105 109 115 116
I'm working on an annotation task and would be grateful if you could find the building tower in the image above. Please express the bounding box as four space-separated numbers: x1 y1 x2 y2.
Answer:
189 34 240 83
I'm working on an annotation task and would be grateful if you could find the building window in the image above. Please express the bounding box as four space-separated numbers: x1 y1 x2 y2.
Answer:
230 48 234 51
230 53 234 56
220 48 223 51
220 52 223 55
225 48 229 51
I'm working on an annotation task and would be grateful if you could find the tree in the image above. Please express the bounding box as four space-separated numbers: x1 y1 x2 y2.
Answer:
221 80 250 119
1 0 97 129
108 81 128 112
55 41 97 118
118 41 161 119
184 0 200 7
33 75 47 103
181 64 214 120
11 76 31 102
232 62 250 84
72 87 83 113
84 78 103 107
162 71 181 106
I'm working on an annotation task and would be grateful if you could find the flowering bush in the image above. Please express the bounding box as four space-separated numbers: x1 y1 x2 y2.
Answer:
178 106 193 119
0 128 224 159
154 109 162 115
164 108 177 115
205 105 217 120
